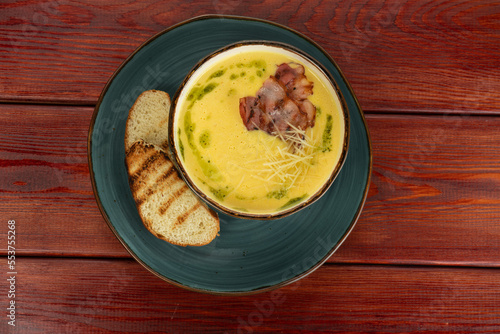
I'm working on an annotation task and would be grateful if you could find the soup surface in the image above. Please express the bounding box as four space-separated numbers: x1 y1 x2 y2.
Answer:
174 45 345 215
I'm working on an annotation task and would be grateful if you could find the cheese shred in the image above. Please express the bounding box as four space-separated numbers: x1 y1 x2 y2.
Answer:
234 123 319 192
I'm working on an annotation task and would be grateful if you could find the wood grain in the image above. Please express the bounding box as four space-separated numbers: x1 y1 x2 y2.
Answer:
8 258 500 333
1 103 499 267
334 113 500 267
1 0 499 113
0 104 126 257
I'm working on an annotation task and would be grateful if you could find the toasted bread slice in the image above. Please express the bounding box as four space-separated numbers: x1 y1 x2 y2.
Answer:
124 89 171 154
124 89 220 246
125 140 219 246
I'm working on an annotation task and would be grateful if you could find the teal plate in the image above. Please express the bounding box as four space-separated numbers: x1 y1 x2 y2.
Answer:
88 15 372 295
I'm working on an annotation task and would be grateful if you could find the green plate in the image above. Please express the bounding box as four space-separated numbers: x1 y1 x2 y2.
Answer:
88 15 372 295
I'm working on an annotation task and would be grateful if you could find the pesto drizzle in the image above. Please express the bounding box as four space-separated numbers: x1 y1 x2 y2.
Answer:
320 114 333 152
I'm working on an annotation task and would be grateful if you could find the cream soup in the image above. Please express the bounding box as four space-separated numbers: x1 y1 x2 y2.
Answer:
174 45 345 215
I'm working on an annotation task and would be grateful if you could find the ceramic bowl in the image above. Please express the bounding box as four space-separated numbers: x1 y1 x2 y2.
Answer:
168 41 350 220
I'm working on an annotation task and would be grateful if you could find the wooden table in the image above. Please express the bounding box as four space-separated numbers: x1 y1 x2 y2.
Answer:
2 1 500 332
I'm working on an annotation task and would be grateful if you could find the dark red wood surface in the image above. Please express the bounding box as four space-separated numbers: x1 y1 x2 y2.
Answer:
1 0 499 113
14 258 500 333
1 0 500 332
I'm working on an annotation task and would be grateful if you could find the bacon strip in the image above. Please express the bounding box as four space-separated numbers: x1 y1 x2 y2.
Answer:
239 63 316 138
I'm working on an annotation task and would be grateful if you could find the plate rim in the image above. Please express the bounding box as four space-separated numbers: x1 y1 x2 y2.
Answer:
87 14 373 295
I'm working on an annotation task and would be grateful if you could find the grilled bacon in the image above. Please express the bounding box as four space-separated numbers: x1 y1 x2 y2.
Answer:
239 63 316 137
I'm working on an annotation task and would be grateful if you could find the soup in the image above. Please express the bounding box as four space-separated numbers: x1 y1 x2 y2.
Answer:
172 44 347 216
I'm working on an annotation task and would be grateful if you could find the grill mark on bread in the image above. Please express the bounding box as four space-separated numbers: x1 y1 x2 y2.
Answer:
174 202 201 229
135 187 152 207
134 164 178 206
128 150 161 185
155 163 177 184
158 185 189 215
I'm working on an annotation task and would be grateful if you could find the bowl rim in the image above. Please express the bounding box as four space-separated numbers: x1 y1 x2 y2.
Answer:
168 40 351 220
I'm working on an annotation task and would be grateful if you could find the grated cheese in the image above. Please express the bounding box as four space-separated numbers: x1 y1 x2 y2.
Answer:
233 122 320 193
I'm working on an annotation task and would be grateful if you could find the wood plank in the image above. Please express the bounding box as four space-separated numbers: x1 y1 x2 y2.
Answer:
334 113 500 267
1 104 500 265
7 258 500 333
1 0 499 113
0 104 126 257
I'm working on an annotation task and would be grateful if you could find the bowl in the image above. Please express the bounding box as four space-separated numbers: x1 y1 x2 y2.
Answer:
168 41 349 220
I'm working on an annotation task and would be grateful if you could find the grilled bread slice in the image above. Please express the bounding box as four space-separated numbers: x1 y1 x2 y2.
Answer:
124 89 171 154
125 140 220 246
124 89 219 246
